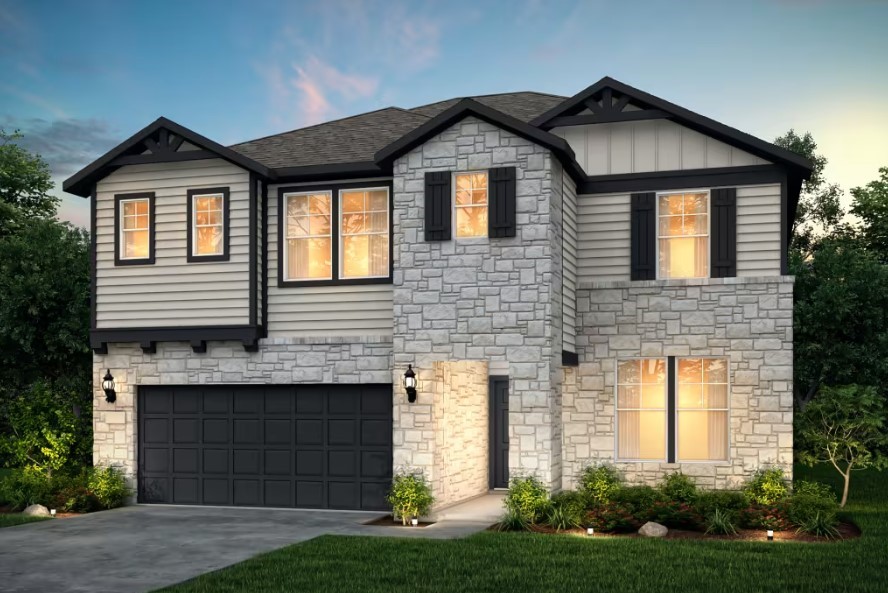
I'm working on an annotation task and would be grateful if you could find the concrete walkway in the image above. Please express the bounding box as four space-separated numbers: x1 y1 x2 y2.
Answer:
0 505 492 593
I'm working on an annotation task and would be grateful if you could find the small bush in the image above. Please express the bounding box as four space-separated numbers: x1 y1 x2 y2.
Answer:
704 508 738 535
694 490 747 519
660 472 697 503
648 500 702 529
611 485 663 520
0 468 53 510
544 504 583 531
577 464 621 505
784 493 839 527
387 471 434 525
88 466 130 509
584 501 639 533
793 480 837 502
504 476 549 523
48 472 99 512
497 510 531 532
743 468 789 505
738 504 792 531
796 511 841 539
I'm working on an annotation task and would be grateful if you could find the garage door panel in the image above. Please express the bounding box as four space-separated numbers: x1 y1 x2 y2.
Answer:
234 391 262 414
328 451 356 476
264 480 291 507
203 392 229 413
264 392 292 414
361 389 391 415
173 448 199 473
361 420 391 446
234 479 260 506
203 478 230 505
295 391 323 414
295 419 322 445
144 448 169 473
144 390 171 413
233 450 261 474
328 419 356 445
328 481 358 509
361 482 388 510
173 478 199 503
296 481 323 507
264 419 291 444
295 450 323 476
203 449 228 474
142 477 168 503
361 451 390 478
143 418 169 443
173 391 200 414
328 391 358 415
265 450 291 475
173 419 199 443
233 419 260 444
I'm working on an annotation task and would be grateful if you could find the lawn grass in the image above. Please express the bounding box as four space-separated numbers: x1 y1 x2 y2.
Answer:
0 514 50 528
157 465 888 593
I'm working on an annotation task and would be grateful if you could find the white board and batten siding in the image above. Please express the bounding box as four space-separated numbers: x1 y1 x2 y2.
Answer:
576 184 783 283
267 181 394 338
552 120 769 176
562 176 578 353
95 159 252 328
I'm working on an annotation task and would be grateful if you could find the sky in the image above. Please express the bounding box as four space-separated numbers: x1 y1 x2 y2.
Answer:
1 0 886 228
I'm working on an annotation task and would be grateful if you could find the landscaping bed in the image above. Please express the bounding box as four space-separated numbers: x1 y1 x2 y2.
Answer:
363 515 436 528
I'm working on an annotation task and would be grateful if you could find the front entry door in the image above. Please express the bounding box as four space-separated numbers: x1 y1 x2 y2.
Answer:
490 377 509 489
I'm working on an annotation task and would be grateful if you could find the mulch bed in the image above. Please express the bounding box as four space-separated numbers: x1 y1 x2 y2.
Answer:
490 521 860 543
0 505 81 519
363 515 436 528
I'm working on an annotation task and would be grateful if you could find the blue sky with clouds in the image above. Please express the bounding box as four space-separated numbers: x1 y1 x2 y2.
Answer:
1 0 886 226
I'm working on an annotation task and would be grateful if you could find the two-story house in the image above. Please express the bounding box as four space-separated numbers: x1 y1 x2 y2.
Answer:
65 77 811 512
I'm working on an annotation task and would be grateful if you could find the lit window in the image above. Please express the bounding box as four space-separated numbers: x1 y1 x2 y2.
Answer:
454 172 488 238
658 191 708 279
191 193 224 256
119 197 150 260
616 359 667 461
677 358 729 461
285 192 332 280
339 188 389 279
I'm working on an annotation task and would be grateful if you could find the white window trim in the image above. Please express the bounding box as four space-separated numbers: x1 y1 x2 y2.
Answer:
614 357 669 463
655 188 711 280
191 192 225 257
119 197 150 261
452 170 489 240
337 186 390 280
675 356 731 464
283 190 333 282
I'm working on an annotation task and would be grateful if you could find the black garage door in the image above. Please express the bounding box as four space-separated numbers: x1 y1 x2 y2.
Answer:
138 384 392 510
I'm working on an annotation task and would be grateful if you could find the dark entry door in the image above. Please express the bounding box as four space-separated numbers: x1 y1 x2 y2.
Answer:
490 377 509 489
138 384 392 510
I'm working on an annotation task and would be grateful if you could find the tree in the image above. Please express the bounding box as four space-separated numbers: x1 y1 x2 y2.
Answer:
774 130 845 256
791 236 888 409
850 166 888 261
796 385 888 507
0 129 58 220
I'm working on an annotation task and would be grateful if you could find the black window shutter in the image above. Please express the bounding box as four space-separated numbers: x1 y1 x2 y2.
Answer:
488 166 517 238
630 192 656 280
424 171 451 241
711 188 737 277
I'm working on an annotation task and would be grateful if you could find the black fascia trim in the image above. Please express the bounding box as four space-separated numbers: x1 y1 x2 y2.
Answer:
90 325 262 352
90 185 98 332
63 116 273 197
276 180 395 288
373 98 586 185
530 76 814 175
260 179 269 337
114 192 156 266
562 350 579 366
577 165 785 195
248 174 259 327
185 187 231 263
667 356 676 464
273 161 387 183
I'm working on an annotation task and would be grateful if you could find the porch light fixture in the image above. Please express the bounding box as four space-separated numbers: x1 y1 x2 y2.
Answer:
767 529 774 541
403 365 417 403
102 370 116 403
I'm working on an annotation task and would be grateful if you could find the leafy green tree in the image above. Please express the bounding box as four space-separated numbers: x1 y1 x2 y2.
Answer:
850 166 888 261
796 385 888 507
0 129 58 220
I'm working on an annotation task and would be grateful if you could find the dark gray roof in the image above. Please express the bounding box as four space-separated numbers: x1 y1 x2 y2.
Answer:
229 92 567 170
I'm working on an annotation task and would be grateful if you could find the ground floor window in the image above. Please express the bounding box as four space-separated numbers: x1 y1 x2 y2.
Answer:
616 356 729 462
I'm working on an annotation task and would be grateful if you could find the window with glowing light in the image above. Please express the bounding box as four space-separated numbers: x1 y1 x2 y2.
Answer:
616 359 667 461
677 358 729 461
339 188 390 279
284 191 332 280
454 172 488 238
191 193 224 256
658 191 709 279
119 197 151 260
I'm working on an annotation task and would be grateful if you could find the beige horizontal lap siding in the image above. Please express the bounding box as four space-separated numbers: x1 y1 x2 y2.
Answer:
562 176 578 352
552 120 769 175
576 192 632 282
267 181 393 338
95 159 251 328
736 184 782 276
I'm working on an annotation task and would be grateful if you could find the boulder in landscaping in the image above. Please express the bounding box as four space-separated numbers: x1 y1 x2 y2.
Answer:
23 504 50 517
638 521 668 537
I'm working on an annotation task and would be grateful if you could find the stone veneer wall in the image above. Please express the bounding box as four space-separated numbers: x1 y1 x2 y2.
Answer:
92 337 392 489
391 115 563 491
562 276 794 490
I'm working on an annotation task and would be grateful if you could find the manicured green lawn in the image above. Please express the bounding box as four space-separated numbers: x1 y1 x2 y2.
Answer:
157 465 888 593
0 514 50 528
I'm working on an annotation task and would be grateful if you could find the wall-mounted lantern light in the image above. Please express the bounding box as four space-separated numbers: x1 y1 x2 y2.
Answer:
404 365 417 403
102 370 116 403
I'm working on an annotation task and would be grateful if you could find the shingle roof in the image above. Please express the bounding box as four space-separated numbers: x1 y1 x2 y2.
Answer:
229 92 567 170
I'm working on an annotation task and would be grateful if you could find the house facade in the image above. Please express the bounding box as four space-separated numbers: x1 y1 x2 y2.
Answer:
66 77 810 511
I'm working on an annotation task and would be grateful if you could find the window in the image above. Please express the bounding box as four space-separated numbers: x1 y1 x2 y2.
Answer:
284 191 332 281
454 172 488 238
616 359 667 461
187 187 229 261
340 188 390 279
677 358 729 461
658 191 709 279
115 193 153 265
616 357 729 463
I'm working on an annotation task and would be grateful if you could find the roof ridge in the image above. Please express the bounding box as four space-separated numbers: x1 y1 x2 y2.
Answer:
407 90 568 111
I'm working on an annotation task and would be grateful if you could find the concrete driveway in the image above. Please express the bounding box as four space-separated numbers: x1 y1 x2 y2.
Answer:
0 504 384 593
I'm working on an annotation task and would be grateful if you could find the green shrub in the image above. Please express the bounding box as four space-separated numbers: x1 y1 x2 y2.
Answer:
0 467 53 510
694 490 747 519
793 480 837 502
584 501 639 533
796 511 841 539
88 466 130 509
660 472 697 503
387 471 434 525
784 493 839 527
577 464 621 505
738 504 792 531
504 476 549 523
49 472 99 513
704 508 738 535
743 468 789 505
611 485 663 519
648 500 702 529
544 491 585 531
496 510 531 532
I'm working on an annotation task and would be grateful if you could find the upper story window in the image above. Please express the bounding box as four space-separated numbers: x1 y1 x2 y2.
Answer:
657 191 709 279
115 192 154 265
340 188 390 279
187 187 229 262
454 172 488 238
284 191 332 281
